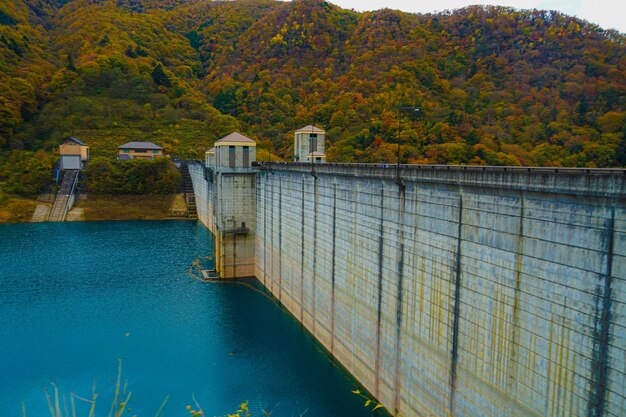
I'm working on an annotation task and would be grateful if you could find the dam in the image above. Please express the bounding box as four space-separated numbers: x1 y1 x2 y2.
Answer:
188 130 625 417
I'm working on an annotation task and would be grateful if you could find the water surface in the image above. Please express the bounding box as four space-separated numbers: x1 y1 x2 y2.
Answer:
0 221 374 417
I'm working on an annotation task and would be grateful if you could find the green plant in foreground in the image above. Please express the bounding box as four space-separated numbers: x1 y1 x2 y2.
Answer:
351 389 384 412
23 359 169 417
25 359 280 417
24 357 345 417
187 400 252 417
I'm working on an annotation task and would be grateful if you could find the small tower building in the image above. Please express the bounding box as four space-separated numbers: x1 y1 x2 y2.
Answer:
294 125 326 163
209 132 257 278
214 132 256 169
59 137 89 170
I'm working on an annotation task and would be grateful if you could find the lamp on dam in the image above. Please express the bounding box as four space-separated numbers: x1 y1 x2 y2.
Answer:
396 105 422 184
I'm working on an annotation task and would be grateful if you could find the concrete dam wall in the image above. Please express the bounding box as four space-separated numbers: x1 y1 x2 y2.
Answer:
191 161 626 417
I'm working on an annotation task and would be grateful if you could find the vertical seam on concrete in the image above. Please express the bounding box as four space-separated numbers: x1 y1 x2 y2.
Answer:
449 193 464 414
211 169 215 230
270 174 274 290
312 175 319 334
331 182 337 353
215 172 219 273
218 173 224 275
278 174 282 301
393 183 406 414
232 176 237 278
587 206 615 417
375 184 385 397
508 192 525 393
263 174 268 286
300 175 306 323
351 181 359 366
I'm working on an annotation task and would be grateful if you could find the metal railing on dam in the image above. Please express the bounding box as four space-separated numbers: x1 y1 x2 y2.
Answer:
253 161 626 197
190 161 626 417
254 161 626 174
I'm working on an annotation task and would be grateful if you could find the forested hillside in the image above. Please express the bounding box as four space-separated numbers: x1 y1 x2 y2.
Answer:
1 0 625 182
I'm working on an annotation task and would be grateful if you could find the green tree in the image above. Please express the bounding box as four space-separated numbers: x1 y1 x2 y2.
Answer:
0 151 55 195
85 158 180 194
84 157 121 193
151 63 171 88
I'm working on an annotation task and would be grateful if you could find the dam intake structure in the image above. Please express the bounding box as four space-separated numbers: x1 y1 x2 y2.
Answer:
188 132 625 417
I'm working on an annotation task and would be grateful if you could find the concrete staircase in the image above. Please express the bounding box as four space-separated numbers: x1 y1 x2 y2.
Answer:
31 205 51 222
49 170 79 222
181 163 197 219
30 189 55 222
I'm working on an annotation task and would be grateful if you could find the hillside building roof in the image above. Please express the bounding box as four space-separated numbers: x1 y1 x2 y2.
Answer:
295 125 325 134
65 137 86 146
215 132 256 146
117 141 163 150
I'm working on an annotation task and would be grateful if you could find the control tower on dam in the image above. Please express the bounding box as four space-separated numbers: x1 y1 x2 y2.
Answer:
188 130 626 417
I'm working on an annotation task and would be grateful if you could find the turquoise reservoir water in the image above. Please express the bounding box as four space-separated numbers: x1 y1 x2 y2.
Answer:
0 221 375 417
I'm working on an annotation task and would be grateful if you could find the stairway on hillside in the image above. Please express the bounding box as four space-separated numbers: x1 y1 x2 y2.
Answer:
31 188 56 222
49 170 78 222
31 205 51 222
181 164 197 219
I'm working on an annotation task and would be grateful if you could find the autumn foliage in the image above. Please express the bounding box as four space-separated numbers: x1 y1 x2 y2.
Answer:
0 0 624 168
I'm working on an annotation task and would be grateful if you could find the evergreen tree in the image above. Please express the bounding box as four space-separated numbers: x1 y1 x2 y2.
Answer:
66 55 76 72
151 63 171 88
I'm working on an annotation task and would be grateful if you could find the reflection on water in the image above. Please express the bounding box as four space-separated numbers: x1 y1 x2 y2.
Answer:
0 221 375 417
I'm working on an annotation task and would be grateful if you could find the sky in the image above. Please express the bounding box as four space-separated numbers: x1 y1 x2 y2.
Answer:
325 0 626 33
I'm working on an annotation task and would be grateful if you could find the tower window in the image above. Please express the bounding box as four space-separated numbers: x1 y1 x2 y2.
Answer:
309 134 318 153
243 146 250 167
229 146 236 167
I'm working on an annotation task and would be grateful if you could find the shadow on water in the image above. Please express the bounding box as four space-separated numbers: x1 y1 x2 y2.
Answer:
0 221 387 417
